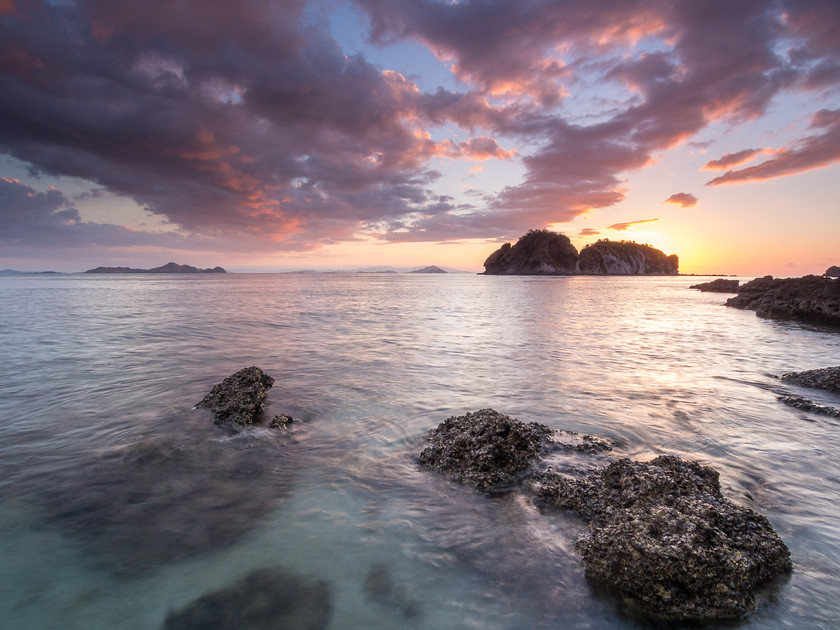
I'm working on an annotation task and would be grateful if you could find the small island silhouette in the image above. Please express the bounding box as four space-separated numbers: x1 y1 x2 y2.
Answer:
85 262 226 274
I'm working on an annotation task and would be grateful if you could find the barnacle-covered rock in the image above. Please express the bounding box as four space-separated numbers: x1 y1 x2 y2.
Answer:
780 365 840 393
196 366 275 425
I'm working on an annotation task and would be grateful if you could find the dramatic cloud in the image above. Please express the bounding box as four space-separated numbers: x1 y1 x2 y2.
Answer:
703 149 765 170
0 0 838 255
608 218 659 231
706 109 840 186
664 192 698 207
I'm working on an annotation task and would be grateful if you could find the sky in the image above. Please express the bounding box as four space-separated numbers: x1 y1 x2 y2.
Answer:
1 0 838 275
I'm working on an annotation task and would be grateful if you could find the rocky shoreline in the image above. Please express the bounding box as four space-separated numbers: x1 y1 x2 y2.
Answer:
417 408 792 621
724 275 840 327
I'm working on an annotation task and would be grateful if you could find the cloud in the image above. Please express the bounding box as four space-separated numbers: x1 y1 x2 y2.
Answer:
702 149 764 170
578 228 601 236
663 192 697 207
608 218 659 231
706 109 840 186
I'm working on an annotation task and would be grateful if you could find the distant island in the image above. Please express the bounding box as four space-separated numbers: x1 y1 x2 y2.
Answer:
409 265 446 274
483 230 678 275
85 262 226 274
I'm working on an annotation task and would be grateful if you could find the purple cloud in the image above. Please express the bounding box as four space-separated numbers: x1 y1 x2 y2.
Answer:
703 149 765 170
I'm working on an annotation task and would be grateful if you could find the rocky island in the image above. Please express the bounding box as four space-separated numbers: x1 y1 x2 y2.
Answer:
409 265 446 273
482 230 678 275
86 262 226 273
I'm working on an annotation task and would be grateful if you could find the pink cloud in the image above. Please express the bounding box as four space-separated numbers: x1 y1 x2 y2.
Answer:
578 228 601 236
706 109 840 186
663 192 697 207
608 218 659 231
702 149 764 170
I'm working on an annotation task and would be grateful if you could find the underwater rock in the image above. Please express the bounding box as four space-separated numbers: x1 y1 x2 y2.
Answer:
363 562 421 619
534 456 792 620
777 395 840 417
417 409 553 491
163 567 331 630
197 366 275 425
780 365 840 393
725 275 840 327
690 278 740 292
269 413 296 429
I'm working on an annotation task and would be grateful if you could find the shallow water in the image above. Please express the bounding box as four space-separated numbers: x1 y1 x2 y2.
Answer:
1 273 839 629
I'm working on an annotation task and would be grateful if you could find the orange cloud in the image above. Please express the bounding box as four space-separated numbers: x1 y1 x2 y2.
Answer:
702 148 765 170
608 218 659 231
663 192 697 207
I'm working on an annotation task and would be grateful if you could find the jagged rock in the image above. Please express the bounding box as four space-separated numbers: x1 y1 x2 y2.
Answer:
725 275 840 327
825 265 840 278
780 366 840 393
777 395 840 417
163 567 331 630
534 456 792 620
578 240 679 275
417 409 553 491
196 366 275 425
269 413 296 429
483 230 579 275
690 278 740 292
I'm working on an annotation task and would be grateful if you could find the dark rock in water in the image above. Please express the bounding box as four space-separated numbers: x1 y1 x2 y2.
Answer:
269 413 296 429
825 265 840 278
483 229 579 275
363 562 421 619
690 278 740 292
725 275 840 327
533 456 792 620
197 366 275 425
578 240 679 275
777 395 840 417
780 365 840 393
417 409 553 491
164 567 331 630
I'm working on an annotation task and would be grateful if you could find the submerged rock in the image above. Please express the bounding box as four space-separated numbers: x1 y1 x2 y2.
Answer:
163 567 331 630
269 413 296 429
690 278 740 292
725 275 840 327
417 409 553 491
197 366 275 425
780 365 840 393
363 561 421 619
777 395 840 417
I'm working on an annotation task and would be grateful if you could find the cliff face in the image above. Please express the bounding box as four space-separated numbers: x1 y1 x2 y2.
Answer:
578 241 679 275
483 231 678 275
483 230 579 275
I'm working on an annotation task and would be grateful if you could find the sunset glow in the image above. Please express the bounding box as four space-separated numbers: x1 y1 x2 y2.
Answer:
1 0 838 275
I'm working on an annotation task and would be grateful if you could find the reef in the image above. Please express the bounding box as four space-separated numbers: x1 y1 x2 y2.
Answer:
163 567 331 630
417 410 792 621
690 278 740 292
725 275 840 327
196 366 276 426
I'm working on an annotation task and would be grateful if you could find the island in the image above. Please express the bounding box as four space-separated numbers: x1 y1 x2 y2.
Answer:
85 262 226 274
409 265 446 274
482 229 678 275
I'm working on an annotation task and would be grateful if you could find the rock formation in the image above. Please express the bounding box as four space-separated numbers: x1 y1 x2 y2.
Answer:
417 409 792 621
725 275 840 327
483 230 579 275
780 366 840 393
578 240 679 275
690 278 740 292
196 366 275 425
86 262 226 273
164 567 332 629
777 395 840 417
482 230 678 275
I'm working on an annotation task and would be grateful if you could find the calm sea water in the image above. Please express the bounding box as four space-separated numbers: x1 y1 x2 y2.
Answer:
1 273 839 629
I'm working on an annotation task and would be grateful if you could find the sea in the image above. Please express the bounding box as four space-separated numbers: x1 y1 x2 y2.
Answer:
1 272 839 629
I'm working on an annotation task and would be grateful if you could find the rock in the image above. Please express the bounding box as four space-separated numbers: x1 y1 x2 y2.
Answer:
578 240 679 275
417 409 553 491
780 366 840 393
825 265 840 278
268 413 296 429
196 366 275 425
483 230 579 275
690 278 740 292
777 395 840 417
533 456 792 620
163 567 331 630
725 275 840 327
409 265 446 273
363 562 421 619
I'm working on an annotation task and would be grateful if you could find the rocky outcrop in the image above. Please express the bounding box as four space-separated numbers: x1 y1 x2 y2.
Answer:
825 266 840 278
197 366 275 425
690 278 740 292
164 567 332 629
483 230 579 275
86 262 226 273
578 240 679 275
780 366 840 393
777 395 840 417
725 275 840 327
417 410 792 621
